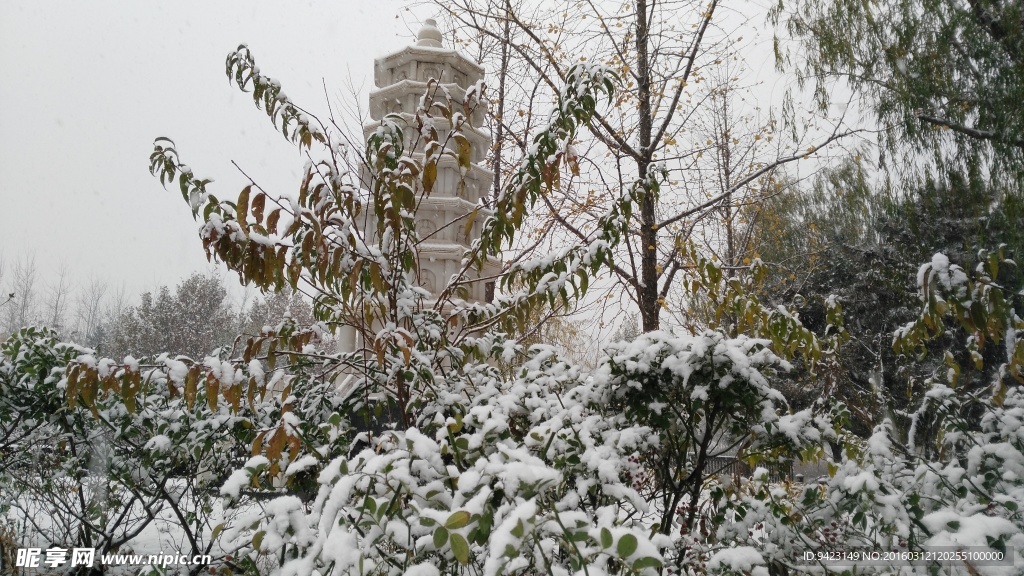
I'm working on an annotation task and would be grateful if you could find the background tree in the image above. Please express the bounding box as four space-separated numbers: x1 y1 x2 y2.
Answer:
239 287 315 341
440 0 854 332
774 0 1024 188
747 156 1024 436
1 255 40 339
610 314 640 343
102 272 237 360
69 277 109 347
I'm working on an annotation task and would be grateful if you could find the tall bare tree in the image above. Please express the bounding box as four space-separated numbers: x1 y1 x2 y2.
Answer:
439 0 854 331
2 254 40 337
44 263 73 336
71 277 108 346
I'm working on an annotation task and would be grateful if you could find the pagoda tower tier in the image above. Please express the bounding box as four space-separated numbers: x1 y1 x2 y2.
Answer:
362 18 501 306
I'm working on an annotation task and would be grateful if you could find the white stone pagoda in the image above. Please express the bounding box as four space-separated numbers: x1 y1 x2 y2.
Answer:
337 20 500 355
364 18 499 305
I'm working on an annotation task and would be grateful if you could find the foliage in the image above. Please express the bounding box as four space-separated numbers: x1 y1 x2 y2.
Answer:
773 0 1024 186
706 252 1024 575
212 339 683 576
441 0 854 332
0 316 354 573
3 23 1022 576
746 157 1024 437
600 329 834 543
895 247 1024 424
0 327 241 574
102 272 238 361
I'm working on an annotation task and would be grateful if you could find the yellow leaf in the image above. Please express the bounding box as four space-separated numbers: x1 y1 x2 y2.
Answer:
237 185 251 222
184 365 200 409
422 161 437 192
464 209 478 240
206 375 219 411
453 134 472 170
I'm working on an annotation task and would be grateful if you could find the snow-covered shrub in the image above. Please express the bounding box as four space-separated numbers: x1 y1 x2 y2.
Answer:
207 324 838 575
0 326 259 571
706 251 1024 574
0 325 232 561
210 339 678 575
30 29 1024 576
1 320 350 573
718 391 1024 574
595 329 839 574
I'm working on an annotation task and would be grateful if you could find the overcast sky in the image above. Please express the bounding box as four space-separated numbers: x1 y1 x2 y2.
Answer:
1 0 817 337
1 0 419 300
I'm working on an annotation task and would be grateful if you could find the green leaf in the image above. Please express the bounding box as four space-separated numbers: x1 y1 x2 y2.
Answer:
617 533 638 558
450 533 470 565
600 527 613 548
433 526 449 549
633 557 662 570
445 510 471 530
970 300 986 331
511 519 525 539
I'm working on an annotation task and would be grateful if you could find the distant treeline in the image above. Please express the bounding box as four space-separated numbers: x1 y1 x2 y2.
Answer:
0 260 313 359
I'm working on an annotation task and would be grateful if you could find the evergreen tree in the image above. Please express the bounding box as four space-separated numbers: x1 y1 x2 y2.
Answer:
774 0 1024 187
240 288 315 339
750 157 1024 436
102 272 237 360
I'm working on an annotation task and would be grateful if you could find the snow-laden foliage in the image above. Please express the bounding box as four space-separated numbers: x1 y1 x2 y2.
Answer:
201 326 834 576
5 38 1024 576
706 387 1024 575
0 326 250 570
0 319 348 573
213 340 672 576
704 251 1024 575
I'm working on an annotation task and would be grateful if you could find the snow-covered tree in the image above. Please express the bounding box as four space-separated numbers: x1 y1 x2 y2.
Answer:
2 26 1020 576
101 272 237 360
436 0 857 333
747 157 1024 439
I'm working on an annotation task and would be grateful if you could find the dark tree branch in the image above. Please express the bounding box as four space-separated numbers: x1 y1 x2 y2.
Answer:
658 128 859 229
918 113 1024 148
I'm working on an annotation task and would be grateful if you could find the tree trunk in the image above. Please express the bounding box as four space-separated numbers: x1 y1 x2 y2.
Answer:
636 0 659 332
